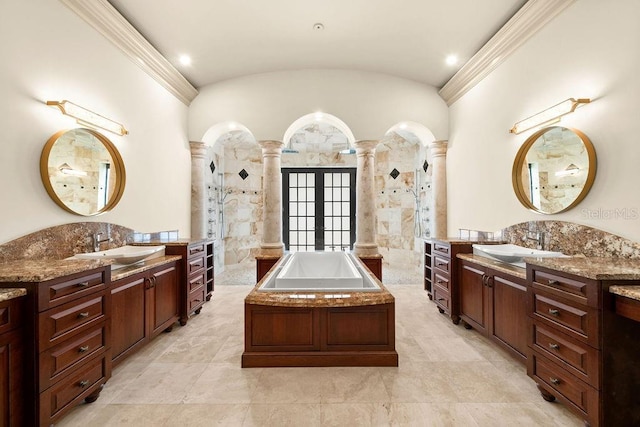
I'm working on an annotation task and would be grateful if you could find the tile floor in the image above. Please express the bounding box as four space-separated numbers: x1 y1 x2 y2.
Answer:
58 262 582 426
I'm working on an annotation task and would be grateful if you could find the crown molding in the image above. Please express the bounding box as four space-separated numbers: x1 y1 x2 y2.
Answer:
439 0 576 106
59 0 198 105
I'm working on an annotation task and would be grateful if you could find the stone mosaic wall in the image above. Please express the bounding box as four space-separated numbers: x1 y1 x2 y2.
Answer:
375 132 432 269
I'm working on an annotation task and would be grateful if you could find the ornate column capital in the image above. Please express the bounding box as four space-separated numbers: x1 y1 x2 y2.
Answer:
428 140 449 157
354 139 379 156
258 140 284 156
189 141 207 158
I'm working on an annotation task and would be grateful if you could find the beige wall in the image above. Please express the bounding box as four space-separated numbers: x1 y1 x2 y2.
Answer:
448 0 640 241
0 0 191 243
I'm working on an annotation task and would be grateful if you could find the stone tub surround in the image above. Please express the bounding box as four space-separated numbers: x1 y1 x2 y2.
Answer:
0 287 26 302
246 256 394 308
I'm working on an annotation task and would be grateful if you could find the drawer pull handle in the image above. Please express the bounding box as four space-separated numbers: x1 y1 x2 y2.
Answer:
436 280 443 285
79 380 89 388
77 281 90 288
548 309 560 316
436 262 447 267
79 345 90 353
437 298 445 302
77 312 90 319
548 279 559 286
549 377 561 386
549 343 560 350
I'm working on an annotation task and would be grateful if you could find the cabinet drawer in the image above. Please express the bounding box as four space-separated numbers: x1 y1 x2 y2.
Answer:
188 256 206 275
189 287 206 312
532 292 596 344
433 256 450 274
39 293 107 349
0 297 24 335
532 270 590 306
433 242 450 257
433 272 450 291
42 270 106 309
188 273 206 293
432 286 450 312
188 243 206 258
529 353 597 417
531 322 599 387
39 324 107 390
41 354 108 424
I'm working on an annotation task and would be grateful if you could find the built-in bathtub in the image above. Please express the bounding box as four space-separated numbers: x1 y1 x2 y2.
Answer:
243 251 397 368
258 251 381 292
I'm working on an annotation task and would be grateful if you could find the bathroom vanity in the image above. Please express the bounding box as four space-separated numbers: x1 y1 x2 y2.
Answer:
457 254 528 362
0 260 112 426
0 289 27 426
525 258 640 427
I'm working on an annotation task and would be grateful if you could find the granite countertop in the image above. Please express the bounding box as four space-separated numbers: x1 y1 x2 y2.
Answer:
110 255 182 281
0 255 182 284
0 259 111 283
0 288 27 302
609 285 640 302
131 237 212 247
525 257 640 281
456 253 526 280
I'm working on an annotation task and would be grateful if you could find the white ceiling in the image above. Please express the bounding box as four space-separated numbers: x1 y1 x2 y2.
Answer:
107 0 528 89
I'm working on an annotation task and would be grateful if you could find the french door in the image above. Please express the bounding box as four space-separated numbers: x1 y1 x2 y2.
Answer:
282 168 356 252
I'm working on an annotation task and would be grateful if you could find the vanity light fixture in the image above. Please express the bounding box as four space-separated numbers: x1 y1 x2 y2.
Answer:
509 98 590 135
58 162 87 177
46 100 129 136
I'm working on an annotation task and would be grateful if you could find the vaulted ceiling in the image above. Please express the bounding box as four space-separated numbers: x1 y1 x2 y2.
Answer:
107 0 527 88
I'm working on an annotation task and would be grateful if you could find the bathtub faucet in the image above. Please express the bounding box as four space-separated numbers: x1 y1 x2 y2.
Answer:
93 232 112 252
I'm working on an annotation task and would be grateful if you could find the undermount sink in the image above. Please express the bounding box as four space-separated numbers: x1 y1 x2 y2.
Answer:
472 244 568 266
74 245 165 269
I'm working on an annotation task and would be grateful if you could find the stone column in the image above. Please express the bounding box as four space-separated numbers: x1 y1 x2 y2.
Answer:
258 140 285 256
189 141 207 239
429 140 449 239
353 140 380 257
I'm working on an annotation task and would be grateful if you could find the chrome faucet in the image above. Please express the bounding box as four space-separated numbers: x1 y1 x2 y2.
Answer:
525 231 545 250
93 232 112 252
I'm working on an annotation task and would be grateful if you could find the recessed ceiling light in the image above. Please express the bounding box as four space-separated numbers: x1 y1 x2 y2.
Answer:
179 54 192 66
313 23 324 31
445 54 458 66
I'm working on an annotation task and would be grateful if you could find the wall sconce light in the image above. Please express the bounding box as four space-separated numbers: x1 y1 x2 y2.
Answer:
46 100 129 136
510 98 590 135
555 163 580 177
59 162 87 177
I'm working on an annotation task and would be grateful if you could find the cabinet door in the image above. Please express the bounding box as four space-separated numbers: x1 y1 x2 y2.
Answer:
148 263 179 337
490 274 528 358
0 329 26 427
111 275 146 362
459 262 488 333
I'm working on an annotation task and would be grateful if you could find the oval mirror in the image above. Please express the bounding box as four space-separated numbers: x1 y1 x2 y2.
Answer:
40 128 126 216
512 126 596 214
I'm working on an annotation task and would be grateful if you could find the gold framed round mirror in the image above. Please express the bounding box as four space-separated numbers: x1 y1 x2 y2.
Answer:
40 128 126 216
512 126 596 214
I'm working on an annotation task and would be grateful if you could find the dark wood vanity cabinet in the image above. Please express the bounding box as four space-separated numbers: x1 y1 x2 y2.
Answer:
423 241 433 297
0 295 26 426
111 260 179 366
526 265 640 427
164 239 214 326
459 259 528 362
430 240 475 324
1 266 112 426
